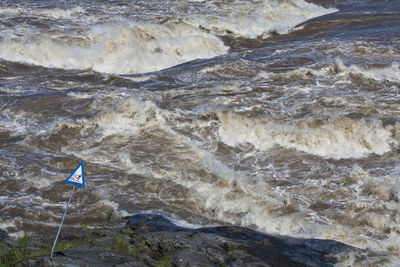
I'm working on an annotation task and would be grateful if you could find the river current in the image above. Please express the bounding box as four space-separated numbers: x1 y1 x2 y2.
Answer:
0 0 399 265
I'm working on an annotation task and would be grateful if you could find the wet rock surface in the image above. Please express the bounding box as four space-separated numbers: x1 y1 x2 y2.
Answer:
27 245 145 267
125 214 360 267
2 214 370 266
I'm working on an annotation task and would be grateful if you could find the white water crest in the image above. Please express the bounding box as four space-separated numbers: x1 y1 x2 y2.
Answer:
0 21 228 74
185 0 336 38
52 98 400 257
0 0 336 74
0 6 84 18
218 111 397 159
293 60 400 83
1 1 399 265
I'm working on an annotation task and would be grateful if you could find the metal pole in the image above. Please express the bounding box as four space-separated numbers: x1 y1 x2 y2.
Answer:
50 185 75 261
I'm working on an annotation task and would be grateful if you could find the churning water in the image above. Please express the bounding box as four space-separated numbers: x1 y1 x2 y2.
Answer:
0 0 399 265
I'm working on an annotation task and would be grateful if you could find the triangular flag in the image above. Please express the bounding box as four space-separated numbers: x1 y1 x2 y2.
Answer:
65 161 85 187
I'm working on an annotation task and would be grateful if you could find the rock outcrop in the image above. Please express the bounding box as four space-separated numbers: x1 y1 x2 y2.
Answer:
22 214 368 266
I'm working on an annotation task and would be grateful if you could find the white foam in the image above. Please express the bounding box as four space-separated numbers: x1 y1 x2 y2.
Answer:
95 200 131 218
37 6 84 19
185 0 336 38
88 98 166 137
0 0 335 74
306 60 400 83
0 6 84 19
37 96 400 265
0 7 26 16
349 62 400 83
0 219 16 230
0 109 29 135
218 111 396 159
258 60 400 84
0 21 227 74
166 162 400 265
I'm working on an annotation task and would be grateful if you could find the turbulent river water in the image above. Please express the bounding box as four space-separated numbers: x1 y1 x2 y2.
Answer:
0 0 399 265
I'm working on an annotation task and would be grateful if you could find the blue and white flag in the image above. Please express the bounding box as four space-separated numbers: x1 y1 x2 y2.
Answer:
65 161 85 187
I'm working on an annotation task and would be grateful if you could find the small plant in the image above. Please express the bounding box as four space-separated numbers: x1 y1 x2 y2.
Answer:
114 234 130 254
18 236 30 250
128 245 142 261
155 254 173 267
136 240 151 255
227 245 247 258
121 226 134 235
106 209 114 225
79 222 94 242
185 232 198 239
79 222 88 231
113 234 143 261
160 235 166 243
54 239 81 252
0 235 31 266
23 236 83 260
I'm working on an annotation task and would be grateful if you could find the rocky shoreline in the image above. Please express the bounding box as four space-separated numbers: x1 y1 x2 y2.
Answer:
1 214 377 266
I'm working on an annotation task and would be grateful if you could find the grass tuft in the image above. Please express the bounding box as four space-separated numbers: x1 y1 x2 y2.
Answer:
155 254 173 267
0 235 30 266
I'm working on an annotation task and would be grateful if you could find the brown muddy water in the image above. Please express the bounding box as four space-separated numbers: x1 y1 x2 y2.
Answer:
0 0 399 265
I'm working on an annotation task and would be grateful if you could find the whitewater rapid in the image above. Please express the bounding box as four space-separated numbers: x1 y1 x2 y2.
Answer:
1 0 399 266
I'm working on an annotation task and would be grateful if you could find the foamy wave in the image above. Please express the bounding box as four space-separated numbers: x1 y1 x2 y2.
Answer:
0 0 335 73
346 62 400 83
0 21 227 74
310 60 400 83
218 112 396 159
56 97 179 169
31 97 400 263
185 0 336 38
37 6 85 19
0 6 84 19
261 60 400 83
88 98 167 137
0 7 25 16
151 153 400 259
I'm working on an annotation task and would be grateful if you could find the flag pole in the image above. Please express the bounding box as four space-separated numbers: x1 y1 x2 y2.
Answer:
50 185 76 261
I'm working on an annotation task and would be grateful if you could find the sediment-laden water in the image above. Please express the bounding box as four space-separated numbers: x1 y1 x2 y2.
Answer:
0 0 399 265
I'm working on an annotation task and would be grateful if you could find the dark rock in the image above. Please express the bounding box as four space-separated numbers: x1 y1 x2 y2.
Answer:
126 214 366 267
140 253 157 266
205 246 226 262
173 249 213 267
0 229 8 241
27 244 146 267
20 214 372 266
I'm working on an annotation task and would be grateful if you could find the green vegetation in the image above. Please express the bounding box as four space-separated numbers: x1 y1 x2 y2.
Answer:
106 209 114 225
30 239 82 259
113 233 142 260
80 222 94 243
113 234 130 254
155 254 173 267
0 234 87 266
136 239 152 255
0 236 30 266
185 232 198 239
0 208 144 265
227 245 247 257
